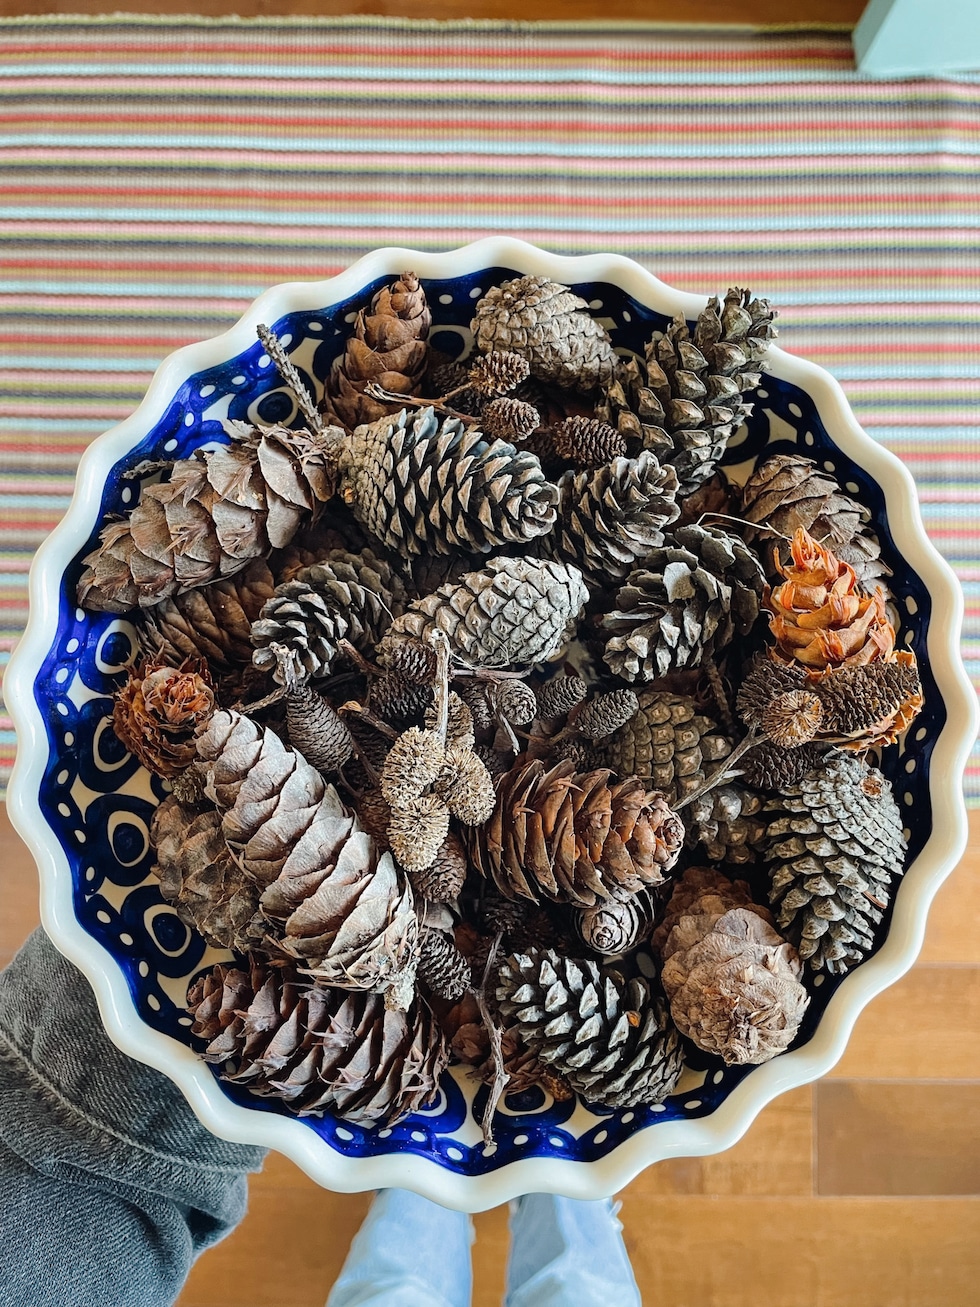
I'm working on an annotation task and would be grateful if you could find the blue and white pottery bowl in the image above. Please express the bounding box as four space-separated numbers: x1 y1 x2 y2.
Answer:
6 238 977 1212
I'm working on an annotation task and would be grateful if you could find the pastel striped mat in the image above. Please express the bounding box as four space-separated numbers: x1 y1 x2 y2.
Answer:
1 14 978 798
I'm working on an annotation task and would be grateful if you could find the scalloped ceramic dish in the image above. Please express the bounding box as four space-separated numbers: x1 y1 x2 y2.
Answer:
6 238 977 1212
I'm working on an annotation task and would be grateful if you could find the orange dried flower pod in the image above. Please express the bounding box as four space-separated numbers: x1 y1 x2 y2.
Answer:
764 526 895 669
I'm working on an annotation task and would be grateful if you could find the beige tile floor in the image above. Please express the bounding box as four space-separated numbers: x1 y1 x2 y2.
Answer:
1 802 978 1306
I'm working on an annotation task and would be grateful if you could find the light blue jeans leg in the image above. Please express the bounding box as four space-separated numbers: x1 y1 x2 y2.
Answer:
504 1193 642 1307
325 1188 475 1307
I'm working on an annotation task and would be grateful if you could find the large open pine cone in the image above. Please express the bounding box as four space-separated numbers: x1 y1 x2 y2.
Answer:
470 753 684 907
187 958 448 1124
495 950 684 1107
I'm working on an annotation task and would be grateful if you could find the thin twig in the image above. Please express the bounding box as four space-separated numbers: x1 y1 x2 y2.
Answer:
474 932 508 1148
337 699 399 740
428 630 452 748
256 323 323 435
234 685 286 714
363 381 480 426
674 729 762 810
696 510 787 538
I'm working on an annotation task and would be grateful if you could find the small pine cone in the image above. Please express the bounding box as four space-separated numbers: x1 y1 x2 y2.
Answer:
496 950 684 1107
471 755 684 907
807 653 923 750
736 656 811 730
475 744 512 781
379 557 589 670
575 893 653 956
418 927 471 1000
602 524 765 682
596 287 776 496
740 737 826 792
544 451 680 589
434 745 496 826
765 527 895 669
407 829 468 902
380 727 447 808
370 670 433 728
352 787 392 845
762 753 907 976
472 276 618 391
321 271 432 431
651 865 758 955
572 689 640 741
455 680 496 736
338 406 558 557
551 416 627 467
388 793 452 874
285 681 355 774
482 396 541 443
187 960 448 1124
152 796 266 953
113 657 215 778
142 558 275 671
658 871 809 1065
535 674 589 720
467 349 532 397
489 679 538 727
425 692 476 748
383 637 438 685
78 423 337 613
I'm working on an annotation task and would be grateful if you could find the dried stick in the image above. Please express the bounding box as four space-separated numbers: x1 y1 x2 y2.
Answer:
473 932 508 1147
256 323 323 435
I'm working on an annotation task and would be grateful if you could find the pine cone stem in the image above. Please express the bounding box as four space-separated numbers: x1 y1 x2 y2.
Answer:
474 933 508 1145
674 728 762 810
429 631 453 749
364 381 479 426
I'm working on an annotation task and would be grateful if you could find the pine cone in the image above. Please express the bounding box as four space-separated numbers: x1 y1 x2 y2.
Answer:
446 991 573 1101
251 548 405 684
761 753 907 976
487 680 538 727
495 950 684 1107
187 959 448 1124
196 709 418 1001
603 690 765 865
550 416 627 466
739 453 891 593
378 558 589 670
370 670 433 728
406 829 468 902
765 527 895 669
285 681 355 774
544 451 680 588
574 893 653 956
418 927 471 1001
657 866 809 1065
77 422 338 612
471 276 618 391
321 271 432 431
338 407 558 556
152 795 266 953
470 754 684 907
572 689 640 741
112 657 215 777
535 674 589 720
141 558 275 671
597 288 776 495
602 524 765 681
482 396 541 443
467 349 532 397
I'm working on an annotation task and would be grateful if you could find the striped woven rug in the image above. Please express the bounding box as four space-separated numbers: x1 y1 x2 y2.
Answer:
1 14 978 799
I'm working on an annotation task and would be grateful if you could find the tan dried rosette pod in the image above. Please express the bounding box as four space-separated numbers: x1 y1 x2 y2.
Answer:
196 709 418 1005
764 526 895 669
321 271 432 431
112 656 215 778
187 958 448 1124
656 866 810 1066
469 753 684 908
77 421 339 613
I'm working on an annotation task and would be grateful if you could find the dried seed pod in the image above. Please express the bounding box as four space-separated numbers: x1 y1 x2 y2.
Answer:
425 692 475 748
434 745 496 826
380 727 447 808
387 793 452 873
760 690 823 749
113 657 215 778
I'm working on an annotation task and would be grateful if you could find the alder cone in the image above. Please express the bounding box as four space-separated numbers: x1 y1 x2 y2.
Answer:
77 422 338 613
187 959 448 1124
469 753 684 907
495 950 684 1107
322 271 432 430
338 406 558 557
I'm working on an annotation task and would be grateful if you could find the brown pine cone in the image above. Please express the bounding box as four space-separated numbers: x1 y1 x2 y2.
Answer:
550 416 626 466
535 674 589 720
470 754 684 907
321 271 431 431
285 681 355 774
482 396 541 443
141 558 275 671
112 657 215 778
467 349 532 397
418 927 471 1000
407 829 468 902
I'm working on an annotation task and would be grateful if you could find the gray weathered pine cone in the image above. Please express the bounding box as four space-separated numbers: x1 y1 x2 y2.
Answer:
738 452 892 594
251 547 406 684
541 451 680 588
597 287 776 495
601 524 765 682
495 950 684 1107
761 753 907 976
321 271 432 431
471 275 619 391
337 406 558 556
377 557 589 670
603 690 766 865
657 866 809 1065
152 794 267 953
77 422 339 613
187 959 448 1124
141 558 275 671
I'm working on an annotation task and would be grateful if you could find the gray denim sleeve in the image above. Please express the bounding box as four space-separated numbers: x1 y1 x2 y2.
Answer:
0 928 267 1307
